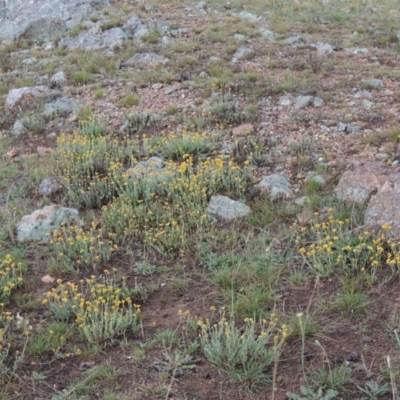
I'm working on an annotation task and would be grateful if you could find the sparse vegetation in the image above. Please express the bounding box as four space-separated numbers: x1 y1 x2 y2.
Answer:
2 0 400 399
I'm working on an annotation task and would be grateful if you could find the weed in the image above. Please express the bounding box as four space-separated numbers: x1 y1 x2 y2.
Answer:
333 289 370 319
121 112 151 135
44 274 142 344
49 225 117 272
286 386 338 400
54 130 126 208
118 93 140 108
199 315 285 391
357 380 390 399
0 252 25 303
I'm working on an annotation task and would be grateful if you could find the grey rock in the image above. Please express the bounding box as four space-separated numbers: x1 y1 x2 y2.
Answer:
122 15 150 39
257 174 293 200
125 157 164 182
59 27 127 51
334 161 390 204
306 172 326 187
233 46 255 60
295 196 309 206
50 71 67 88
0 0 109 44
364 169 400 236
170 27 189 38
152 20 170 36
123 53 169 67
366 371 374 379
260 29 274 40
120 14 141 36
349 47 369 54
362 78 384 89
294 95 313 109
362 336 373 343
16 204 83 243
238 11 262 21
362 100 374 109
12 118 29 135
313 42 334 56
162 36 173 45
220 141 235 155
209 56 222 63
199 71 209 79
43 97 78 118
38 177 63 196
6 86 62 108
206 195 251 221
312 97 325 107
279 95 294 106
283 35 301 44
346 124 361 134
233 33 245 41
353 90 373 99
195 1 208 9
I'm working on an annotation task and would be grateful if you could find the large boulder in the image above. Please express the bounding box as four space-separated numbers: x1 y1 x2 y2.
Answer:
257 174 293 200
16 205 83 243
206 195 251 221
0 0 109 44
334 161 390 204
6 86 62 108
364 170 400 235
58 27 127 51
125 157 164 182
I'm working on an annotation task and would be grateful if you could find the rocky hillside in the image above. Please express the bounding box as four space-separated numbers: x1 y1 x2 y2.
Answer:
1 0 400 399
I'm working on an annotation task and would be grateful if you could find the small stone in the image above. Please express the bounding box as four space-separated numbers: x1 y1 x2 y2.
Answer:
346 352 360 362
202 372 211 379
233 46 255 60
234 33 245 41
294 95 313 109
283 35 301 44
79 361 95 370
257 174 293 200
38 177 62 196
123 53 169 67
312 97 325 107
232 123 254 136
16 205 83 243
37 146 53 157
50 71 67 88
362 78 384 89
6 86 62 108
206 195 251 221
362 336 373 343
352 362 366 372
279 95 294 106
173 368 184 378
332 356 344 364
366 371 374 380
337 328 346 335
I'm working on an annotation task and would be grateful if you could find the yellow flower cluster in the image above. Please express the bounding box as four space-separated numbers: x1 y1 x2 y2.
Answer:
296 210 400 277
49 225 117 270
0 307 14 352
44 275 141 343
143 130 218 160
0 253 24 302
55 131 125 208
103 150 250 254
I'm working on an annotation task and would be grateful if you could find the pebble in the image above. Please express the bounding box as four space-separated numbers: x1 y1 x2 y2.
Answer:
362 336 373 343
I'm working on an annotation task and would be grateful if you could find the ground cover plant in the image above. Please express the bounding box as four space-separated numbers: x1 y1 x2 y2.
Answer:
3 0 400 398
